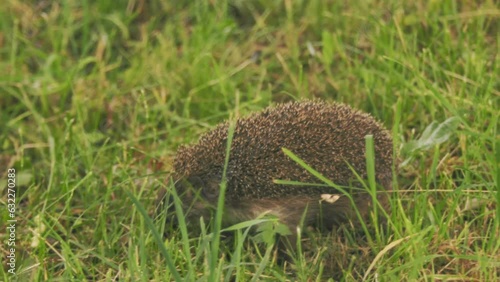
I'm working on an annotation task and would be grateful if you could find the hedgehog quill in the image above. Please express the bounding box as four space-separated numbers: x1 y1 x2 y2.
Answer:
157 101 394 247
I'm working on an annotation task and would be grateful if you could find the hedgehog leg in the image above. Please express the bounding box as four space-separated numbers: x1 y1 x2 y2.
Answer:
318 195 373 231
319 190 392 230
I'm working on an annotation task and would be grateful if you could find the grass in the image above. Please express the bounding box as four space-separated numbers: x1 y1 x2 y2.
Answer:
0 0 498 280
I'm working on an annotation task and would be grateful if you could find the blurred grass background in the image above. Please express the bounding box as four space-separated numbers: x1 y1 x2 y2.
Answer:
0 0 498 280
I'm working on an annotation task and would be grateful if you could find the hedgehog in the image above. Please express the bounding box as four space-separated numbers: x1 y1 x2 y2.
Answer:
157 100 394 246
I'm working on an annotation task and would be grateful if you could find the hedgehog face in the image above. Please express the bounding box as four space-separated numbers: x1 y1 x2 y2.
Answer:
177 175 221 202
169 174 222 229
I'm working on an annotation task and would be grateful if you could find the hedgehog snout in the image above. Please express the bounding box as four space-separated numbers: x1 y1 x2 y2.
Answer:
156 176 213 231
